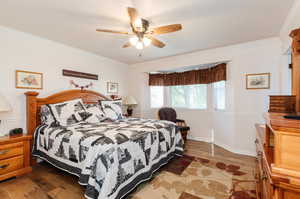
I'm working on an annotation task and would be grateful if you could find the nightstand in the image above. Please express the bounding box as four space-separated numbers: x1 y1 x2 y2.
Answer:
0 135 32 181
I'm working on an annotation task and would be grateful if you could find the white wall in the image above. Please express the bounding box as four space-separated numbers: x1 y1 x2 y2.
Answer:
129 37 288 156
278 0 300 95
0 26 129 136
280 0 300 52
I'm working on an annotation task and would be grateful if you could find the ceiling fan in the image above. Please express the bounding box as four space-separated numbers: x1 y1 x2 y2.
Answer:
96 7 182 50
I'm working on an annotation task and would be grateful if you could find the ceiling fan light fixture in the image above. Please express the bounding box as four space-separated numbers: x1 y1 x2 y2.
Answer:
96 7 182 50
134 18 143 28
136 41 144 50
143 37 152 46
129 36 139 46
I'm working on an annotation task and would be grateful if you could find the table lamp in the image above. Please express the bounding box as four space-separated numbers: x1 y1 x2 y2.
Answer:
123 96 138 117
0 94 12 129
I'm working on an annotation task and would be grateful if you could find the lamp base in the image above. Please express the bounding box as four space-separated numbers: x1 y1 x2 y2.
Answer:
127 108 133 117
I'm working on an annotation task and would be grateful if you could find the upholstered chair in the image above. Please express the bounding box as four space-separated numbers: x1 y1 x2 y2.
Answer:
158 107 190 142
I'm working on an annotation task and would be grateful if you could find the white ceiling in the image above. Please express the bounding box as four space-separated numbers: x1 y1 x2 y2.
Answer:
0 0 294 64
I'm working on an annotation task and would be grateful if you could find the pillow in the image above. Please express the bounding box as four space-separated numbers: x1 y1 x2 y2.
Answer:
100 100 123 121
48 99 88 126
40 105 56 126
84 104 106 123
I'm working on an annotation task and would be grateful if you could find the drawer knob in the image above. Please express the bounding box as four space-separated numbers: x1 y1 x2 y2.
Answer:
0 149 9 155
0 164 9 169
255 139 259 144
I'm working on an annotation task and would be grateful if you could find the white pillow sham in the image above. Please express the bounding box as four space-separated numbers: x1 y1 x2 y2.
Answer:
40 105 56 126
100 100 123 121
84 104 107 123
48 99 87 126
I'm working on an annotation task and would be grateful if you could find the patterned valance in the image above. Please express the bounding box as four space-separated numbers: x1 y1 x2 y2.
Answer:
149 63 227 86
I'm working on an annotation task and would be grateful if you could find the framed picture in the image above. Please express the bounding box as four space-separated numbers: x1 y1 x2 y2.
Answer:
16 70 43 89
107 82 118 94
246 73 270 89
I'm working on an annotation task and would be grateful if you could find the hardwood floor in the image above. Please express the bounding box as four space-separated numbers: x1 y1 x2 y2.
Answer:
185 140 256 166
0 140 256 199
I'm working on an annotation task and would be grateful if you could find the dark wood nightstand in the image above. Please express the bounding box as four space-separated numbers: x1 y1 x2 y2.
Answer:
0 134 32 181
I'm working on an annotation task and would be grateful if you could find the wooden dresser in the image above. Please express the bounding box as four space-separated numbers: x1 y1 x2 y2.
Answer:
255 113 300 199
0 135 32 181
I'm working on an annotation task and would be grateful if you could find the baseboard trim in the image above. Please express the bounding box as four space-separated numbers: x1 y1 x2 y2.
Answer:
187 136 255 157
214 140 256 157
187 135 212 143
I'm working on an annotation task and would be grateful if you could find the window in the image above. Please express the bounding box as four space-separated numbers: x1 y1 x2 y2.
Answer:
170 84 207 109
150 86 164 108
150 82 225 110
213 81 226 110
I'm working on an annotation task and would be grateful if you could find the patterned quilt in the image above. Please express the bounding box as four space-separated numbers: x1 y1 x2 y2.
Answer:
32 118 184 199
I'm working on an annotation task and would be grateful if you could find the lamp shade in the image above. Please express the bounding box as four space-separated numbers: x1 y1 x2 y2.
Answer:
0 94 11 112
123 96 138 105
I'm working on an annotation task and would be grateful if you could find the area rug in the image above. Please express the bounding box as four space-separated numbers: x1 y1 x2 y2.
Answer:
127 155 256 199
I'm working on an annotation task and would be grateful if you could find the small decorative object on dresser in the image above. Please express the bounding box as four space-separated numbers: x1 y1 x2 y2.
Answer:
16 70 43 89
110 95 121 100
0 94 12 134
123 96 138 117
107 82 118 94
269 95 296 113
0 135 32 181
246 73 270 89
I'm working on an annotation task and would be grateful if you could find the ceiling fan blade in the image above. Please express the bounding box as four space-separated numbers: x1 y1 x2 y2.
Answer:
151 24 182 35
96 29 131 35
147 36 165 48
127 7 138 24
122 42 132 48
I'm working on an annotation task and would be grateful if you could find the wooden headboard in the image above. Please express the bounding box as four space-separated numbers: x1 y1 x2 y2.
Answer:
25 89 111 135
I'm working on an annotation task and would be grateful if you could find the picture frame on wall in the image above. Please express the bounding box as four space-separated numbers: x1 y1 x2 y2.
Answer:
16 70 43 89
246 73 270 89
107 82 118 94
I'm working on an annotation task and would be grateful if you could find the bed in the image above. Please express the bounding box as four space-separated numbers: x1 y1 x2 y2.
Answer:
25 90 183 199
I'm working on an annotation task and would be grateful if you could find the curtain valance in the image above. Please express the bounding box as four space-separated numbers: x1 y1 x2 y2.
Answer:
149 63 226 86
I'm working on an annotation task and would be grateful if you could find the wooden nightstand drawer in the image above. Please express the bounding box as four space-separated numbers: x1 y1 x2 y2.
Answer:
0 142 24 160
0 135 32 181
0 156 23 175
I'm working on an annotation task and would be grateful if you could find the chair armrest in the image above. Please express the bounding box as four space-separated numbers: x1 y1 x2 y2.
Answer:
176 119 185 123
176 119 187 127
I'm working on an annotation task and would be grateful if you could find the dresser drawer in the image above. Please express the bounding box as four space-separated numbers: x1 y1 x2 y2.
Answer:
0 142 24 160
0 156 24 175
